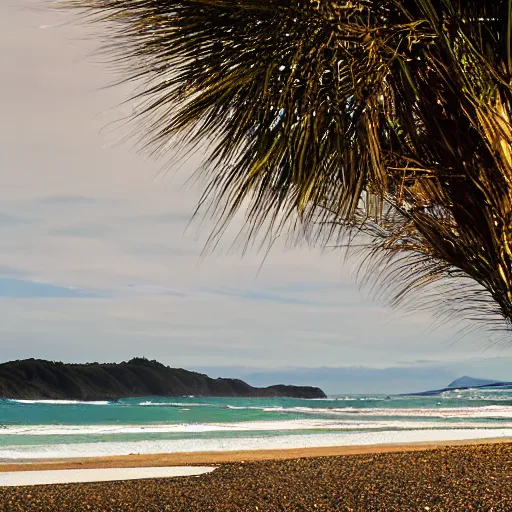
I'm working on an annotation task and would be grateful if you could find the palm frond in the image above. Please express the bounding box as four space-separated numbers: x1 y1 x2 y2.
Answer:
62 0 512 330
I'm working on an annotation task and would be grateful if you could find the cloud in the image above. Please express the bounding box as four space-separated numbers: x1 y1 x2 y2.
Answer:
0 213 35 227
192 360 512 394
0 0 510 389
123 285 186 297
192 365 459 394
0 277 100 298
0 265 29 279
37 195 96 205
206 287 320 306
124 242 195 257
133 213 192 224
51 223 115 238
396 359 442 365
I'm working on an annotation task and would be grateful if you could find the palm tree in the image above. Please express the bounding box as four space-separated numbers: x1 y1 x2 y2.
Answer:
64 1 512 331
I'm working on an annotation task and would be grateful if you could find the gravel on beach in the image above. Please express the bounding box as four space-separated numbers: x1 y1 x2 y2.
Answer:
1 443 512 511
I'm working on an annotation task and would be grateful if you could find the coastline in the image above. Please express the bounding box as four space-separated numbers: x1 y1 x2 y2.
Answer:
3 427 512 463
2 436 511 472
1 441 512 511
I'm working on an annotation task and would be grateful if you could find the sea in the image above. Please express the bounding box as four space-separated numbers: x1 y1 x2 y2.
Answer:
1 388 512 460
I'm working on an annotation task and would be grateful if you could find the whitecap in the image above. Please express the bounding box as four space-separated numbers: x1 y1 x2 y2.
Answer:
8 399 110 406
1 428 512 460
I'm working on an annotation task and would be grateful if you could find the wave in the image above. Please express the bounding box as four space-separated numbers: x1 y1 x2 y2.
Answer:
338 405 512 419
309 397 387 401
7 399 110 405
261 405 512 418
138 401 214 407
1 429 511 460
3 418 512 436
219 404 512 419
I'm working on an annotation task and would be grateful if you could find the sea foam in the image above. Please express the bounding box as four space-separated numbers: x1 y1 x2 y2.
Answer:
2 418 512 436
0 429 511 460
8 399 110 406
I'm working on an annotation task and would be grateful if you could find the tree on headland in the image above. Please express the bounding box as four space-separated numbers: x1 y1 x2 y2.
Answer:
63 1 512 332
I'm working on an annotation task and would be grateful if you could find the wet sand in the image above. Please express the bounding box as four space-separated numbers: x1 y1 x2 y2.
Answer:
0 440 511 511
0 436 510 472
0 466 216 487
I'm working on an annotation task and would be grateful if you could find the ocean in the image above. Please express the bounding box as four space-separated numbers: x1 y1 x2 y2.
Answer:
1 388 512 460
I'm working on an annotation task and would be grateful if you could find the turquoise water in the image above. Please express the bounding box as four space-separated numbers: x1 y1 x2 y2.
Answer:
1 389 512 459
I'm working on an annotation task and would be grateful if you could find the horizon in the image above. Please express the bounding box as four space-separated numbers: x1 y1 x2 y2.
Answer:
0 356 508 395
1 1 512 395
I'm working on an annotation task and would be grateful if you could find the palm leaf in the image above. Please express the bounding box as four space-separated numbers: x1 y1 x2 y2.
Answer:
62 0 512 330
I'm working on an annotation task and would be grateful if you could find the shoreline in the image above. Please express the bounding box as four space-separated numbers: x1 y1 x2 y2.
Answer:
1 442 512 510
2 436 511 472
2 427 512 463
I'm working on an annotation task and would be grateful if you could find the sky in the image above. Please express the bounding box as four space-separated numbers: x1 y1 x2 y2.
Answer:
1 1 512 394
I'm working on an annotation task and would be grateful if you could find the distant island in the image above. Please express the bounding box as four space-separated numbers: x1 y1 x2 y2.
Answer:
403 375 512 396
0 358 326 400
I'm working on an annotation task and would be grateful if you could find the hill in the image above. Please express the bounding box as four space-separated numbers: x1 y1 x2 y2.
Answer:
0 358 326 400
403 375 512 396
446 376 501 389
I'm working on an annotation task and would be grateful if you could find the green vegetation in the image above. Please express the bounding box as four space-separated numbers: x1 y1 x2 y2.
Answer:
0 358 326 399
64 1 512 331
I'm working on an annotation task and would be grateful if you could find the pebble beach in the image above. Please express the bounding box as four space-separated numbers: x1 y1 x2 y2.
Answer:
1 442 512 511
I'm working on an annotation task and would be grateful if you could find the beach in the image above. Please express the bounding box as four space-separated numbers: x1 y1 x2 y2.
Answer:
2 395 512 509
4 393 512 461
1 440 512 511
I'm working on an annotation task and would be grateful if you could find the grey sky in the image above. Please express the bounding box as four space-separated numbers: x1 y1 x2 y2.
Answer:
0 1 511 393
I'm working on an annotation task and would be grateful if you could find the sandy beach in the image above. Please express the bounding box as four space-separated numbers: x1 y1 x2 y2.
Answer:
1 436 511 472
1 439 512 511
